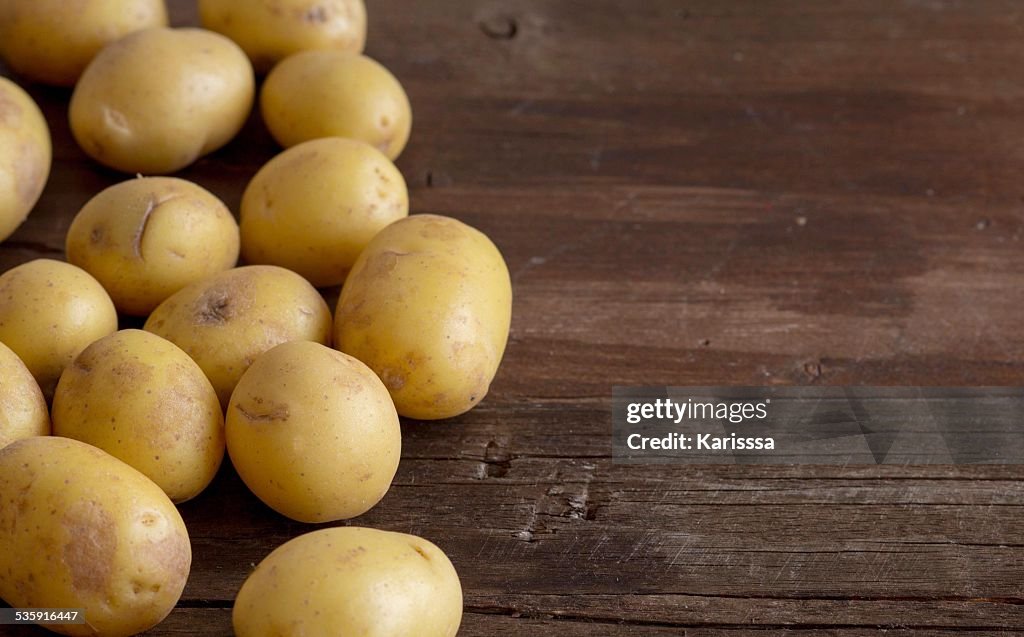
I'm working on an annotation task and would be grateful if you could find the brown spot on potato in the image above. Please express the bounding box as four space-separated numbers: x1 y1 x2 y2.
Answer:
412 544 430 561
235 403 290 422
193 274 254 325
194 290 233 324
62 501 117 594
89 225 106 245
364 250 409 280
417 218 463 241
145 525 190 589
304 5 328 22
110 360 152 384
378 367 405 391
73 356 94 374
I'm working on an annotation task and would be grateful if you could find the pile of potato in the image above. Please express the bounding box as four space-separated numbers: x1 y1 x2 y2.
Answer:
0 2 511 635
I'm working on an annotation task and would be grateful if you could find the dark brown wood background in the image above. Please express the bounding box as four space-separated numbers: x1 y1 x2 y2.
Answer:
4 0 1024 634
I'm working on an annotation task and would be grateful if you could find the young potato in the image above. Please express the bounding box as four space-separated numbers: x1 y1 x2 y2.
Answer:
66 176 240 315
0 0 168 86
240 138 408 287
335 215 512 420
0 76 51 243
226 341 400 522
0 341 49 450
0 437 191 637
199 0 366 72
70 27 255 174
234 527 462 637
53 330 224 503
144 265 332 406
0 259 118 398
261 50 412 160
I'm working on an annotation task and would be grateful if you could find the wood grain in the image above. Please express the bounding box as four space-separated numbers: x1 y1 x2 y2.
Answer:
3 0 1024 634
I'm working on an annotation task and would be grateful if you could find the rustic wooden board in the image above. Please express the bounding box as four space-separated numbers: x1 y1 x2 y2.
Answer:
3 0 1024 634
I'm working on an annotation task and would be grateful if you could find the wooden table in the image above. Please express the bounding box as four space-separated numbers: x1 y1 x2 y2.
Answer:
4 1 1024 634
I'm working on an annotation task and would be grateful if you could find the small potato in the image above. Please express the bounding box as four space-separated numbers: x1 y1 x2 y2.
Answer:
70 27 255 174
226 341 400 522
0 259 118 398
66 176 240 315
0 76 51 243
0 0 168 86
144 265 332 406
199 0 366 72
234 527 462 637
0 341 49 450
53 330 224 503
261 50 412 160
335 215 512 419
240 138 407 287
0 436 191 637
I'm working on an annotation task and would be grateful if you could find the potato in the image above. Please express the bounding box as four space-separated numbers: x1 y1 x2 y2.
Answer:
199 0 366 72
0 436 191 637
226 341 399 522
0 341 49 450
53 330 224 503
66 176 240 315
144 265 332 406
0 259 118 398
0 0 168 86
261 50 411 160
234 527 462 637
335 215 511 419
70 27 255 174
240 138 407 287
0 76 51 243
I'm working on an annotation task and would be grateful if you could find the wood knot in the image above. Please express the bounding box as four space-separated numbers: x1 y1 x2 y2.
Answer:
479 15 518 40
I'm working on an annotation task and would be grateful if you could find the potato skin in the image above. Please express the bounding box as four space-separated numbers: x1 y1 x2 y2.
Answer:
0 259 118 398
53 330 224 503
70 27 255 174
199 0 366 72
233 527 462 637
226 341 400 522
261 50 411 160
0 341 49 450
0 77 51 243
144 265 332 406
240 137 408 287
0 0 168 86
66 177 240 315
335 215 512 419
0 437 191 637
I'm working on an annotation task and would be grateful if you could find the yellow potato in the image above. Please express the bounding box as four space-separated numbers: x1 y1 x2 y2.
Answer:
226 341 399 522
234 527 462 637
66 176 240 315
240 137 407 287
144 265 332 406
0 259 118 398
53 330 224 503
0 436 191 637
261 50 412 160
0 76 51 243
335 215 511 419
0 341 49 449
0 0 168 86
199 0 366 72
70 27 255 174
